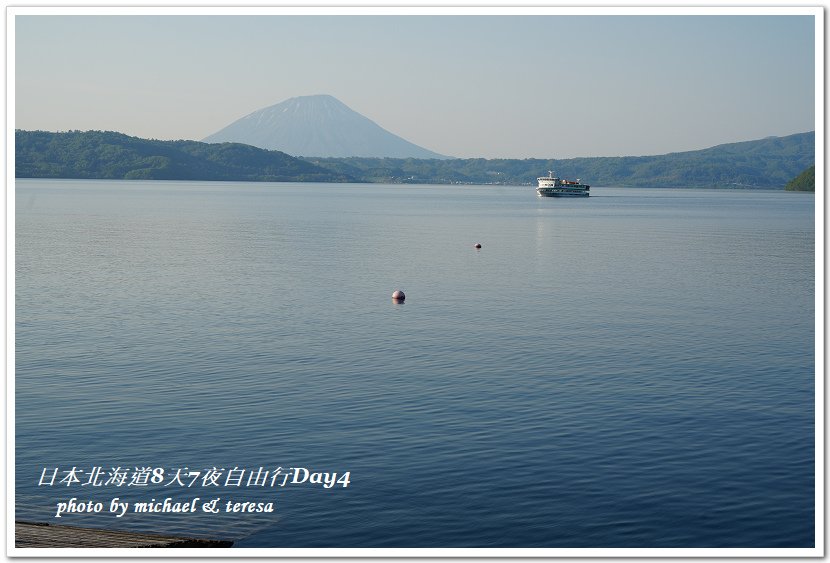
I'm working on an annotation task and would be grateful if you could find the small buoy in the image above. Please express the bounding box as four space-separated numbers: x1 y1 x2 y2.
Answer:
474 243 482 249
392 290 405 301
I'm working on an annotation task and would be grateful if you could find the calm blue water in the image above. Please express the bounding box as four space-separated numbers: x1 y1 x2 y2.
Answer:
15 180 815 548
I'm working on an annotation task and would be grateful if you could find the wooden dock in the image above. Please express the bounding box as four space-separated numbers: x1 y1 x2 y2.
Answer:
15 521 233 548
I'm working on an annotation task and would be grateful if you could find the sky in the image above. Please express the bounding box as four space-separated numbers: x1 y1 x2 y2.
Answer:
13 10 818 159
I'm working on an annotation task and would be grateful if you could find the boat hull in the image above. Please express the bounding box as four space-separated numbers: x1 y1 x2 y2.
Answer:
536 188 590 197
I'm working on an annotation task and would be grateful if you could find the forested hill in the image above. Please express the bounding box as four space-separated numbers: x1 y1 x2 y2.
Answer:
785 165 815 191
16 129 813 189
305 132 814 188
15 130 353 182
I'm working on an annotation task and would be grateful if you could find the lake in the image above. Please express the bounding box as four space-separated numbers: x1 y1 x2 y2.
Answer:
14 179 816 549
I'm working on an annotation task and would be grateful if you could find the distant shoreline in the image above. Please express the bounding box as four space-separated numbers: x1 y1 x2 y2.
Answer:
15 129 815 190
14 178 816 193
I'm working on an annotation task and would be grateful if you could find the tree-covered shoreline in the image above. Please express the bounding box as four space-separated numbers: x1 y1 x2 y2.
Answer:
15 130 352 183
16 129 814 189
784 165 815 191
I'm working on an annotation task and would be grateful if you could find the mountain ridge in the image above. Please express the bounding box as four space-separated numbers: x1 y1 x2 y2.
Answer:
304 131 814 188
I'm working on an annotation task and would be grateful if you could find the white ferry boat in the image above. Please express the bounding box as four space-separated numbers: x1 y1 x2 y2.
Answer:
537 171 590 197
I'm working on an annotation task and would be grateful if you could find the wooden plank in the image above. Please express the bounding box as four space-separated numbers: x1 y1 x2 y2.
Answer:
15 521 233 548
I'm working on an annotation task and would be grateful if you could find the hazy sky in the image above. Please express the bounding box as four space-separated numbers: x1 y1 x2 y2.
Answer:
13 11 817 159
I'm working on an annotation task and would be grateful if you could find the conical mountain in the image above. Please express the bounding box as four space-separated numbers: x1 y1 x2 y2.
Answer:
203 94 449 159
